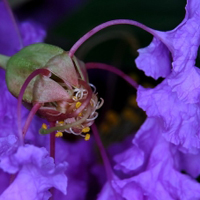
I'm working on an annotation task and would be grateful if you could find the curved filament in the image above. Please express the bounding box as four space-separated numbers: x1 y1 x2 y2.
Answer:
17 68 50 144
68 19 166 57
86 62 139 89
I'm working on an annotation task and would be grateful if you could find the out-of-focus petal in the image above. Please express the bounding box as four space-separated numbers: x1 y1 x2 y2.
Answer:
19 21 46 47
54 138 96 200
0 145 68 200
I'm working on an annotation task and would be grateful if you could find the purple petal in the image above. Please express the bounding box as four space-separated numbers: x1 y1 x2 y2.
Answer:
137 82 200 153
0 2 22 56
114 146 144 173
19 21 46 47
0 145 68 200
135 37 171 79
112 118 200 200
54 138 96 200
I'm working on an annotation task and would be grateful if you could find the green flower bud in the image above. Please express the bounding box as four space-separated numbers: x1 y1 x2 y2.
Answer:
2 43 103 138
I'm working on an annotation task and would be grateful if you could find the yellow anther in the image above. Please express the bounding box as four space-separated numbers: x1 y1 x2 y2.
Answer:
76 102 82 109
82 127 90 133
85 133 90 141
42 123 47 129
55 132 63 137
58 121 64 125
78 112 82 117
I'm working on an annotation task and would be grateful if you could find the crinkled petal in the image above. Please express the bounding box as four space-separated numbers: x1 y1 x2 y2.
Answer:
0 135 18 157
137 82 200 153
0 145 68 200
168 66 200 103
135 37 171 79
54 138 96 200
114 146 144 173
135 0 200 103
112 118 200 200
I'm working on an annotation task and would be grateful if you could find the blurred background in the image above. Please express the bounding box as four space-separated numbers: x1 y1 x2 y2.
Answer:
9 0 186 145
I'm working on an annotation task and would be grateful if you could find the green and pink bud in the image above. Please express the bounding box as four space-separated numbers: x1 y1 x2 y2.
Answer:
2 43 103 138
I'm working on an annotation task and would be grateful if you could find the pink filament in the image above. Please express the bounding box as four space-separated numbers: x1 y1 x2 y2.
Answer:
92 124 120 199
69 19 166 57
49 122 56 200
86 62 139 89
50 122 56 159
91 124 113 181
22 103 42 137
17 68 50 145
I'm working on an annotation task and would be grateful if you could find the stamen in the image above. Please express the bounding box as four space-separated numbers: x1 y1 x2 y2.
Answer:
89 83 96 93
91 124 119 199
69 127 82 135
86 63 139 89
17 68 50 145
22 103 42 137
82 127 90 133
55 131 63 137
42 123 48 129
40 106 92 134
96 98 104 109
87 112 98 121
67 80 92 118
76 102 82 109
68 19 167 58
84 133 90 141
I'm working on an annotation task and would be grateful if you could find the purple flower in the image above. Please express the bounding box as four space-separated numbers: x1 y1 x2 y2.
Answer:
1 0 200 199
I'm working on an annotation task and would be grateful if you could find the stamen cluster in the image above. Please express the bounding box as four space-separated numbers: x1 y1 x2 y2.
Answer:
54 83 104 138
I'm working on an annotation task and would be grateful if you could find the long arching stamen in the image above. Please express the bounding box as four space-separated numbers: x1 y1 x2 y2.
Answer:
22 103 42 138
68 19 167 58
91 124 120 199
86 62 138 89
17 68 50 145
49 122 56 200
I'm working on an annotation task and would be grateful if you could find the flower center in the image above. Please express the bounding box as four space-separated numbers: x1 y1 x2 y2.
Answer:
39 79 104 139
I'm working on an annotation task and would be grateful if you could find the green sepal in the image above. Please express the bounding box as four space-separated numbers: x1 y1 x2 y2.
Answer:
0 54 10 70
6 43 64 103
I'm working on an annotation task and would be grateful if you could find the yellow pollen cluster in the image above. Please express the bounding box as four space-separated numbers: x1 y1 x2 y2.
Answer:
55 131 63 137
42 123 47 129
82 127 90 133
58 121 64 125
85 133 90 141
76 102 82 109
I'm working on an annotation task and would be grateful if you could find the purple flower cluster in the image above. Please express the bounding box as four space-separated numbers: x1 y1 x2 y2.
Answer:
1 0 200 199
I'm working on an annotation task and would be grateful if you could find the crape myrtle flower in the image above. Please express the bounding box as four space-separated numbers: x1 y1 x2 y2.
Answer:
1 0 200 200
